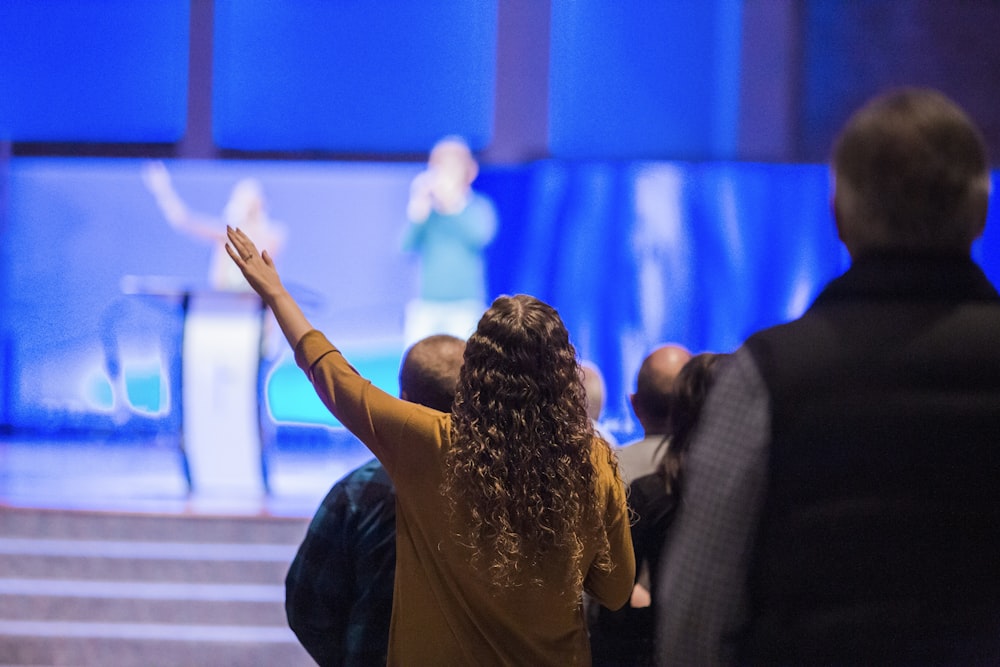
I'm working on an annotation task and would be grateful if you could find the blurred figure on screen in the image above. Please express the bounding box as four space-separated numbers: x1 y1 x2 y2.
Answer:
142 161 287 291
402 136 497 345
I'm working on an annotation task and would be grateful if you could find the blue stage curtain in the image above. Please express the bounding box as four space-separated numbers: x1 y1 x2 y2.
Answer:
6 158 1000 441
479 161 848 438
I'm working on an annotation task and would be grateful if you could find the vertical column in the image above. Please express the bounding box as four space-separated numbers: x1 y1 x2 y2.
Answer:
480 0 552 164
178 0 219 159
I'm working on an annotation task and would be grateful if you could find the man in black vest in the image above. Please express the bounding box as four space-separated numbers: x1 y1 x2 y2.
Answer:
657 88 1000 665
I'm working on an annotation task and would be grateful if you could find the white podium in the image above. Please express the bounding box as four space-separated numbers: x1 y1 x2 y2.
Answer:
180 291 267 498
120 276 269 498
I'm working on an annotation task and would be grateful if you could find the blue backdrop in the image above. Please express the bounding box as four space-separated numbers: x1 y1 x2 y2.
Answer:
0 0 189 143
3 158 999 443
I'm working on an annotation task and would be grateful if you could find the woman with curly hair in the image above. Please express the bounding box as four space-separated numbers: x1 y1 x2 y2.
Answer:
225 227 634 666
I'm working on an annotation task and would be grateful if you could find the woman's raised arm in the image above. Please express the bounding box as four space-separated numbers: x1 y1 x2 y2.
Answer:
225 225 313 350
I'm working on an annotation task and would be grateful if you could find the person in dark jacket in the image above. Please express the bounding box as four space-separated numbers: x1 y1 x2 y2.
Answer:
592 352 727 667
284 334 465 667
657 87 1000 665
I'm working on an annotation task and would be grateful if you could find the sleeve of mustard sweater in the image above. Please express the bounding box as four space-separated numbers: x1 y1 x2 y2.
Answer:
294 329 420 476
584 452 636 611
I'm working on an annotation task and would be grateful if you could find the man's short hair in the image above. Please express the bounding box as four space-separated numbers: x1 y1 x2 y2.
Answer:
832 87 991 255
399 334 466 412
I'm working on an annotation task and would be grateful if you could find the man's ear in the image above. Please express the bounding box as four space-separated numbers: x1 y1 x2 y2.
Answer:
831 187 844 238
831 191 858 258
830 172 852 250
973 214 987 242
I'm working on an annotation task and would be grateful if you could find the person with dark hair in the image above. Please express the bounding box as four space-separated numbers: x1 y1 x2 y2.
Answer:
591 352 727 667
646 353 728 502
629 352 728 596
588 344 690 663
224 225 634 665
284 334 466 667
658 87 1000 665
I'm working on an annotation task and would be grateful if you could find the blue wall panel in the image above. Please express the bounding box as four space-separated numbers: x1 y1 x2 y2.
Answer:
548 0 743 160
5 158 998 440
0 0 189 143
798 1 1000 163
212 0 498 152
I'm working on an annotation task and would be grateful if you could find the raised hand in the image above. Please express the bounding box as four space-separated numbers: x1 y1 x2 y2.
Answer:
225 225 284 303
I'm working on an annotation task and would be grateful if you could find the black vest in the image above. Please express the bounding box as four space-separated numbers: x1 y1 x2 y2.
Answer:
741 254 1000 665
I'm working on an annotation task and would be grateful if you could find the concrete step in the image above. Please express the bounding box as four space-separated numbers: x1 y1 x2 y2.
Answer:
0 579 285 626
0 507 309 544
0 506 315 666
0 620 314 666
0 538 294 583
0 554 288 584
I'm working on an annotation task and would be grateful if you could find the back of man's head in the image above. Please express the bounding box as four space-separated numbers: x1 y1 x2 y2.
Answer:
631 344 692 435
832 87 991 258
399 334 466 411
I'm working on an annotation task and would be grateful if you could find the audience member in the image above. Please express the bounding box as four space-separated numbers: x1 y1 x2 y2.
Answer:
581 360 619 446
591 352 726 667
587 344 689 654
658 87 1000 665
616 344 692 484
284 334 466 667
225 226 634 665
587 344 691 645
401 136 498 345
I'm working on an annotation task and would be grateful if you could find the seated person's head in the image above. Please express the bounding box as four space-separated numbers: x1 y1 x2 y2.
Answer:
399 334 467 411
631 344 692 435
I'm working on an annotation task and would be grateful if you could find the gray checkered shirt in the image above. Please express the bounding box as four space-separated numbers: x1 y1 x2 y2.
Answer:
656 346 770 666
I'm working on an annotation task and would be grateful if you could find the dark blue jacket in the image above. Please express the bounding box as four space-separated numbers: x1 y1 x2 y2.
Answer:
286 458 395 667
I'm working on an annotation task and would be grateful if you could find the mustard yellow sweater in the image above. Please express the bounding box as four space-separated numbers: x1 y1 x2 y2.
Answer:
295 331 635 666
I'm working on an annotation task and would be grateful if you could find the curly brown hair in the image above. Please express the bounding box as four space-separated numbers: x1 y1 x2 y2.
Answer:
442 294 616 591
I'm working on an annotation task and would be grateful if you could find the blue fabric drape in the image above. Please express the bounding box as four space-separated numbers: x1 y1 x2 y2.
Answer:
5 158 998 441
480 161 845 438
